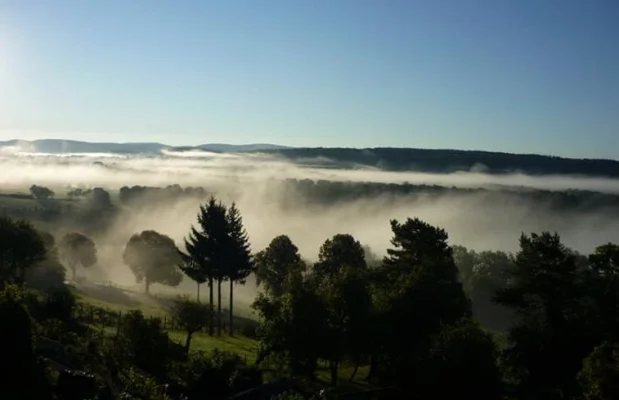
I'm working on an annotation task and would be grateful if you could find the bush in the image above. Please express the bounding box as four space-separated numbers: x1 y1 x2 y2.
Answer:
25 258 66 291
119 367 177 400
579 341 619 400
117 311 173 377
239 320 259 339
45 285 76 322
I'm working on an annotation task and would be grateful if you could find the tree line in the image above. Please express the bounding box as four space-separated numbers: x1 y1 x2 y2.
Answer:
257 147 619 178
3 194 619 399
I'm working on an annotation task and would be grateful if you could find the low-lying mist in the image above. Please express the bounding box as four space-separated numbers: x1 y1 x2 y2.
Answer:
2 149 618 305
3 150 619 194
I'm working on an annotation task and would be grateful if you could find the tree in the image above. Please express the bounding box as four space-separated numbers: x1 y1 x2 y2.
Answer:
419 318 502 400
254 235 305 298
588 244 619 340
180 196 229 336
579 341 619 400
0 217 46 285
495 232 592 400
252 276 328 378
87 187 112 209
123 230 183 294
225 202 253 336
465 249 514 331
313 234 370 386
0 284 55 399
58 232 97 281
180 259 208 303
66 188 84 199
25 231 66 290
314 234 366 280
172 296 211 351
373 218 471 387
29 184 54 200
117 310 172 377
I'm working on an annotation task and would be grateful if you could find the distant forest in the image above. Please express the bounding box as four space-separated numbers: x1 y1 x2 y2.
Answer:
257 147 619 178
3 140 619 178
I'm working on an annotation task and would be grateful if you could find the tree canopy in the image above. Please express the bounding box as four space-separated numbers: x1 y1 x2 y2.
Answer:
123 230 183 294
58 232 97 281
0 216 46 285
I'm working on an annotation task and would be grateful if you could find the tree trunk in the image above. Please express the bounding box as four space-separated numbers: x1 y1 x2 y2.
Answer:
348 363 360 383
217 278 222 336
184 331 193 352
208 277 214 336
197 282 201 303
229 280 234 336
329 360 339 387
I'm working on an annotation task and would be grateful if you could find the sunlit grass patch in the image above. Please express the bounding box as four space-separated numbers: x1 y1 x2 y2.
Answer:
168 330 259 363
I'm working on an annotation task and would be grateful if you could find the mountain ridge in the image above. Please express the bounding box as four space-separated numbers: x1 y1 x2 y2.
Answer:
0 139 288 154
1 138 618 178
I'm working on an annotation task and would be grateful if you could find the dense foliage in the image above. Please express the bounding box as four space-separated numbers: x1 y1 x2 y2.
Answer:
2 184 619 400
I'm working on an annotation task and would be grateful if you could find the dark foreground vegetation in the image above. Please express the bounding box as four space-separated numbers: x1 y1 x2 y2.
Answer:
2 179 619 399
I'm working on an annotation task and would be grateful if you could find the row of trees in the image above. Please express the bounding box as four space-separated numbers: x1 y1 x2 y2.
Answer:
5 193 619 398
119 184 208 206
246 219 619 399
0 217 97 285
179 198 252 337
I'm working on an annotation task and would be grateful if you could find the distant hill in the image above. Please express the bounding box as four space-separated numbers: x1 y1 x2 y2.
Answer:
0 139 288 154
1 139 618 178
254 147 619 178
0 139 167 154
194 143 290 152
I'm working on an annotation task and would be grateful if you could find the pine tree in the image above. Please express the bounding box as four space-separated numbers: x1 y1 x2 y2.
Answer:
225 202 253 336
180 196 228 336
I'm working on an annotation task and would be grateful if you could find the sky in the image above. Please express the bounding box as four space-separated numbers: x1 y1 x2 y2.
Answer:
0 0 617 158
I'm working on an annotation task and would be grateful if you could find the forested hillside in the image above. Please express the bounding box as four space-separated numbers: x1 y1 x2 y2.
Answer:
258 147 619 177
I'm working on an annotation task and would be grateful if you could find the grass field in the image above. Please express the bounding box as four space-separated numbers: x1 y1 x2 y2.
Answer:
74 280 374 389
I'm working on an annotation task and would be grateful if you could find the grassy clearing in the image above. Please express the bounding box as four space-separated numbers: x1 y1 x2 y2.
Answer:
75 282 261 363
168 331 259 363
72 285 171 318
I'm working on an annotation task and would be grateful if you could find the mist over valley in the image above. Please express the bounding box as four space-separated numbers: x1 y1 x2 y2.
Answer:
1 140 618 303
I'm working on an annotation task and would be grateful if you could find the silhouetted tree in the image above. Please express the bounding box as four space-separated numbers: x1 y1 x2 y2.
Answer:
180 258 208 303
0 284 54 399
180 196 228 336
254 235 305 298
313 234 370 385
495 232 591 400
58 232 97 281
87 187 112 209
123 230 183 294
0 216 46 285
252 274 327 378
588 243 619 340
314 233 366 280
419 318 502 400
374 217 471 387
225 202 253 336
455 248 514 331
172 296 211 351
29 184 54 200
25 231 66 290
67 187 84 199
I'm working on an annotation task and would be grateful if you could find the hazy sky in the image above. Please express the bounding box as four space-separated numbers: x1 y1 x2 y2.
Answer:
0 0 617 158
